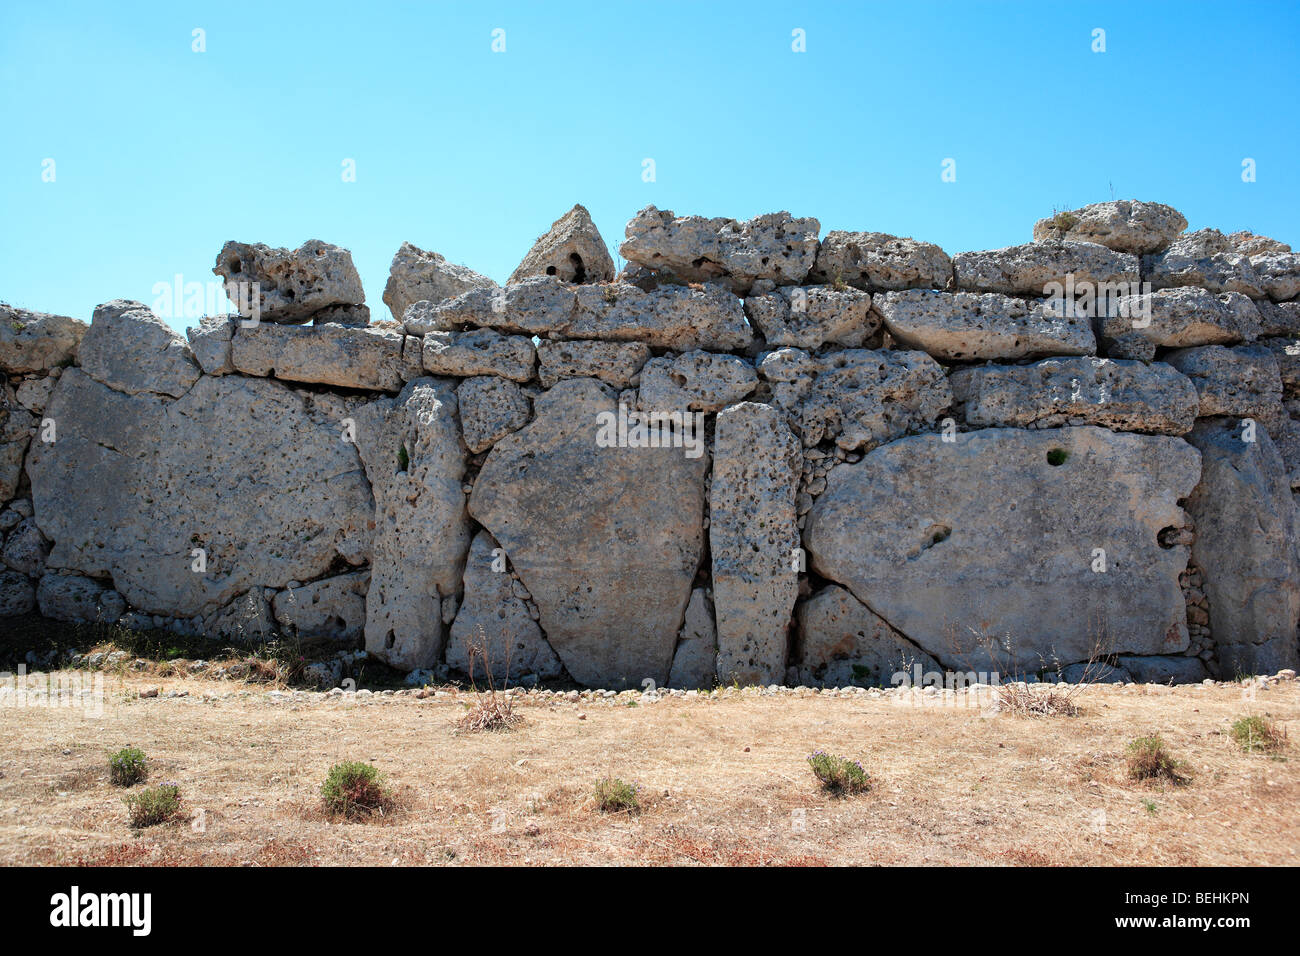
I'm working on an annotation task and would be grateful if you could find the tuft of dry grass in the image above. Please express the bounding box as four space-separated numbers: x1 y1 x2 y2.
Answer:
1230 714 1287 754
996 683 1080 717
1125 735 1191 785
455 625 525 733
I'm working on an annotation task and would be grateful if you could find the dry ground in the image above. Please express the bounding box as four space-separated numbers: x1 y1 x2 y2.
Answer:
1 672 1297 866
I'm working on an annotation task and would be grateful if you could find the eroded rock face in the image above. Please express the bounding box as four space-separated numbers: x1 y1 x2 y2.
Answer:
383 241 496 322
1032 201 1187 255
458 375 531 453
878 289 1096 361
1144 230 1264 299
667 588 717 689
1165 344 1283 423
1099 287 1258 352
637 351 757 414
799 349 952 450
1185 419 1300 675
79 301 200 398
1 403 34 503
469 378 708 689
809 232 952 292
186 316 236 376
791 585 939 688
272 571 370 641
509 204 615 285
28 370 374 619
0 570 35 616
949 357 1200 435
804 427 1202 672
1116 654 1208 684
619 205 820 294
711 402 801 686
231 323 422 392
1231 231 1291 257
0 306 86 374
214 239 365 323
537 339 650 388
37 572 125 624
1249 252 1300 303
445 531 565 683
743 285 879 349
422 329 535 382
354 379 471 671
953 240 1139 297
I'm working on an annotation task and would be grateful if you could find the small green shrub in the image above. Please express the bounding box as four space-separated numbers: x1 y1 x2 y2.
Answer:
808 750 872 796
109 746 147 787
1046 448 1069 466
124 783 181 828
321 762 393 820
1230 715 1287 754
1051 209 1079 232
1125 735 1190 784
396 444 410 472
593 776 640 814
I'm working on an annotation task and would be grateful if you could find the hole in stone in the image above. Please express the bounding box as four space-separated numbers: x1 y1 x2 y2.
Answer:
545 266 557 276
384 630 396 649
1046 448 1069 466
569 252 586 284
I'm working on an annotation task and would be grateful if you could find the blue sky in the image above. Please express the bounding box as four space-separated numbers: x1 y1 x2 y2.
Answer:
2 0 1298 329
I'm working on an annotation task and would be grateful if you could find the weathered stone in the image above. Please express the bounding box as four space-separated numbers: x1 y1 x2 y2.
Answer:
800 349 952 450
743 285 879 348
1144 230 1264 298
619 205 820 294
809 232 952 292
1257 301 1300 338
469 378 708 689
383 241 496 322
1 403 34 503
878 289 1096 360
458 375 531 453
421 329 535 382
271 571 370 641
231 323 422 392
1230 231 1291 256
0 569 35 616
28 370 373 619
202 590 276 643
1185 418 1300 675
79 301 200 398
1032 201 1187 254
509 204 615 285
637 351 757 414
353 379 471 671
0 305 86 374
711 403 801 686
37 572 125 624
1249 252 1300 302
1099 287 1258 351
536 339 650 388
757 347 820 413
1116 654 1210 684
311 304 371 327
1165 344 1283 423
1261 337 1300 396
949 357 1200 435
2 517 49 576
792 585 940 688
666 588 717 689
14 374 58 414
214 239 365 323
445 531 565 682
805 427 1202 672
186 316 236 376
953 240 1139 297
1270 416 1300 490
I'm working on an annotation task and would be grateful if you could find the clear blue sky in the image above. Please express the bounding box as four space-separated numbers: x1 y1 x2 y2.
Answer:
2 1 1298 329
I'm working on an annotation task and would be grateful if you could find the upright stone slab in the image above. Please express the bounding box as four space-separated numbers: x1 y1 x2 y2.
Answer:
354 379 471 671
509 204 615 284
78 301 201 398
711 402 801 685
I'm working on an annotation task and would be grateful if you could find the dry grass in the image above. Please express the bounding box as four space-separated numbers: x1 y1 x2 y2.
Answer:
1 672 1298 866
996 683 1081 718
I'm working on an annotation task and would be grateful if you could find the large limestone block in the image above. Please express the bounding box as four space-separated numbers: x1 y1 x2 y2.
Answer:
1032 201 1187 255
421 329 535 382
272 570 370 641
0 569 36 616
1249 252 1300 302
1116 654 1209 684
809 232 952 291
1165 344 1283 424
2 516 49 576
537 339 650 388
1 403 35 503
800 349 952 450
1185 418 1300 675
711 402 801 686
28 370 374 618
953 240 1139 297
0 305 86 374
878 289 1096 360
1257 301 1300 338
743 285 879 349
354 379 471 671
37 572 125 624
445 531 565 683
231 323 422 392
509 204 615 285
637 351 757 414
619 205 820 294
214 239 365 323
666 588 717 689
1230 231 1291 256
792 585 940 688
1144 230 1264 299
804 427 1202 672
458 375 531 453
469 378 708 689
79 301 200 398
383 241 496 322
1099 287 1258 352
950 357 1200 435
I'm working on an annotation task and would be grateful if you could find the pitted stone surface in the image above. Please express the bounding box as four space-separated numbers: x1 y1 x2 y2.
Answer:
637 351 757 414
79 301 200 398
383 241 496 323
214 239 365 323
799 349 952 450
232 323 422 392
458 375 531 453
1032 201 1187 255
667 588 717 689
878 289 1096 360
809 232 952 292
272 571 370 641
791 585 940 689
953 240 1139 297
537 339 651 388
1144 230 1265 299
0 306 86 374
1165 344 1283 424
509 204 615 285
1099 287 1258 351
422 329 535 382
744 285 879 349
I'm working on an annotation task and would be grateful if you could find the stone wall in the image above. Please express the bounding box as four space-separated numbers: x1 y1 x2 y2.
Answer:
3 200 1299 687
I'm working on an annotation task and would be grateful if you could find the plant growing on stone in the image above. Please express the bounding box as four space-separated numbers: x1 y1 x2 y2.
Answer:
1125 734 1190 784
109 746 147 786
1230 714 1286 754
807 750 872 796
124 782 181 828
455 625 524 733
320 761 393 820
593 776 640 813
